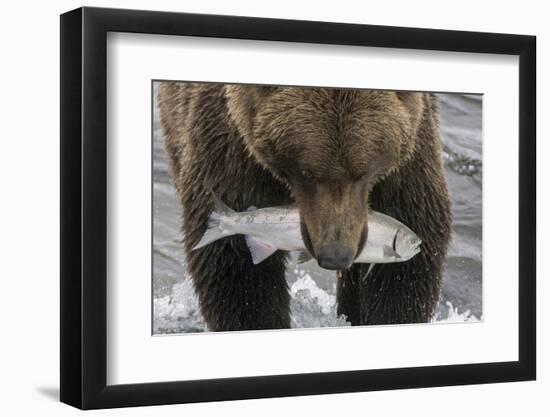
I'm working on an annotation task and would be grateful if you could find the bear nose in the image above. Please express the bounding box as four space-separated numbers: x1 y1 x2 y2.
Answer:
317 243 354 271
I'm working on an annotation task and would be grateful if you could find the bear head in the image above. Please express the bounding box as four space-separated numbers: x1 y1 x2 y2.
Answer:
225 85 424 270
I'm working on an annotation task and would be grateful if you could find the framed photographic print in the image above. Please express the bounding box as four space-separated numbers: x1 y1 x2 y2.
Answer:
60 6 536 409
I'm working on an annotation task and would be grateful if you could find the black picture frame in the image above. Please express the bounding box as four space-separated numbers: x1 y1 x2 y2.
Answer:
60 6 536 410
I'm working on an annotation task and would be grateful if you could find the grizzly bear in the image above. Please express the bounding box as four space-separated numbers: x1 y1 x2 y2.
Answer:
157 82 452 331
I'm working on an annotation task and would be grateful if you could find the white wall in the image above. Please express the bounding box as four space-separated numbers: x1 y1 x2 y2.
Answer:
0 0 545 415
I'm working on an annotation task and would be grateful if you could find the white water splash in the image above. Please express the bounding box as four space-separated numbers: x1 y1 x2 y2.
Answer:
433 301 480 323
289 271 350 328
153 273 478 334
153 279 206 334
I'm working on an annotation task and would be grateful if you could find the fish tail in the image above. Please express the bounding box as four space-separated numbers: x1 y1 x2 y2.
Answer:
191 192 236 250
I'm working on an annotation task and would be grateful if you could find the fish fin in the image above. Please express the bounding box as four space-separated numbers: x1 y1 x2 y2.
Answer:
192 193 235 250
245 236 277 264
362 263 376 282
210 191 236 217
297 251 313 264
246 205 257 211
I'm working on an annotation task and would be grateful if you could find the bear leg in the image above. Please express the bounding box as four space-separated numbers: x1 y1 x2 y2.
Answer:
337 267 363 325
186 238 291 331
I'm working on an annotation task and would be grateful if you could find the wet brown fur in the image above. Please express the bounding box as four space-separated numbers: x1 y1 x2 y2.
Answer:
158 82 451 330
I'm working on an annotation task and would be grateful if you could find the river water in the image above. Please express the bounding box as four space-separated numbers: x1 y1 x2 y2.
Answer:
152 87 482 333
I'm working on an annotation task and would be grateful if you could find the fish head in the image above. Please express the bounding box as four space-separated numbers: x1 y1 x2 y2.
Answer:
393 227 422 261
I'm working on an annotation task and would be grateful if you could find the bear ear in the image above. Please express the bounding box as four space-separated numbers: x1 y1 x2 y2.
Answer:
396 91 425 132
395 92 426 162
225 85 275 138
396 91 424 115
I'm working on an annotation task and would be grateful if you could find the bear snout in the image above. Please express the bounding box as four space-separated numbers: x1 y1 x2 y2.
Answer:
316 243 355 271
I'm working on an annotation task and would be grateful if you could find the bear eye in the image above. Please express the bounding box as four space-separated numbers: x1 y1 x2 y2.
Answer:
279 170 290 180
301 169 314 181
